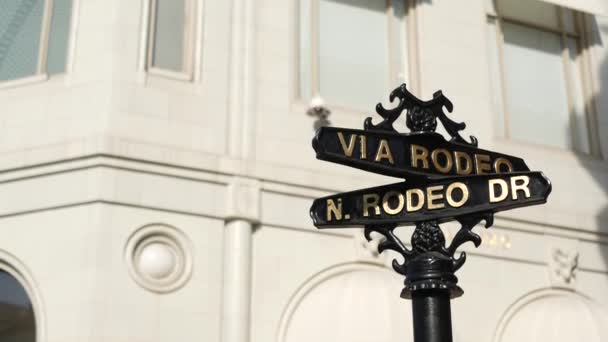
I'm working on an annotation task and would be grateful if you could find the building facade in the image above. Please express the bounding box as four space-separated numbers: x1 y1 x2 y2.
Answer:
1 0 608 341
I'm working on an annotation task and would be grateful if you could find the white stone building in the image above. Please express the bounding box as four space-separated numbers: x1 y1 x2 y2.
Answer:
0 0 608 341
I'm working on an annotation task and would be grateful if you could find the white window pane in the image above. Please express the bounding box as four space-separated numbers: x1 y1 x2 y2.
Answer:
391 0 408 85
487 17 506 138
151 0 185 72
299 0 312 100
498 0 559 30
567 37 590 153
0 0 44 81
319 0 389 110
502 22 571 149
47 0 72 75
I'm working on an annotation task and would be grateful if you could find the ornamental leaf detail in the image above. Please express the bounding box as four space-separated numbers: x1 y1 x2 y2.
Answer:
363 213 493 277
364 83 477 146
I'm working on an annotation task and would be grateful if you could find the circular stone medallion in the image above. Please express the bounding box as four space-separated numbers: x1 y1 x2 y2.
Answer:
125 224 193 293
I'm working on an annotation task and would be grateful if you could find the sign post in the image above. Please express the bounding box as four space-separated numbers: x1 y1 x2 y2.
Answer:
309 84 551 342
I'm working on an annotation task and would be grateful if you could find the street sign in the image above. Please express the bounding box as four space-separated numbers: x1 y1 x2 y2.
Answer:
310 83 551 230
313 127 529 179
310 172 551 227
308 83 553 342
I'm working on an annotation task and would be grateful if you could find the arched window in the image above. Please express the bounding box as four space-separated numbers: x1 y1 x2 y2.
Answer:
0 270 36 342
495 289 608 342
279 264 412 342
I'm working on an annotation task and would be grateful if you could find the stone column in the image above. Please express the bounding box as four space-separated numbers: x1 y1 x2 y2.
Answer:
221 177 261 342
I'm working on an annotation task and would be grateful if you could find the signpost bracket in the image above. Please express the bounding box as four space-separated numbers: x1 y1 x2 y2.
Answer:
364 212 494 298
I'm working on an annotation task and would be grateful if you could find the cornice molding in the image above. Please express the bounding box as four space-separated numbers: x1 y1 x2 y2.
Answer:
0 154 607 245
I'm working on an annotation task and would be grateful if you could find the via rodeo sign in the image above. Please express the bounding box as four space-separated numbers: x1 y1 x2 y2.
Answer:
310 84 551 230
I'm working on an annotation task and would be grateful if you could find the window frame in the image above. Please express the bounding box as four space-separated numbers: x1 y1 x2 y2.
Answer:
0 0 74 88
487 0 600 156
145 0 197 81
295 0 420 112
0 253 45 342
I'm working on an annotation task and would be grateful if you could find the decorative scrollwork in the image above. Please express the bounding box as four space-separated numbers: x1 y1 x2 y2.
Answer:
444 213 494 271
356 84 508 298
364 83 477 146
364 224 412 276
363 212 494 277
549 247 579 288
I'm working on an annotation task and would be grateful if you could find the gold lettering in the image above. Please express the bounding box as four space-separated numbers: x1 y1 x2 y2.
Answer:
475 154 491 174
359 135 367 159
382 191 404 215
326 198 343 221
494 158 514 173
427 185 445 210
375 139 395 164
446 182 469 208
431 148 453 174
454 151 473 175
406 189 424 212
510 176 530 200
489 179 509 203
363 194 381 217
411 144 429 169
337 132 356 157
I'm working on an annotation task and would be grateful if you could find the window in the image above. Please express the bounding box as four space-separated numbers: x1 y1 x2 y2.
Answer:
298 0 413 111
0 0 73 83
0 270 36 342
487 0 593 153
146 0 195 80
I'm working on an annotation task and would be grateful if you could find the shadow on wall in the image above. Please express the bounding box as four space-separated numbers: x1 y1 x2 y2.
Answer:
579 15 608 295
492 14 608 342
595 17 608 279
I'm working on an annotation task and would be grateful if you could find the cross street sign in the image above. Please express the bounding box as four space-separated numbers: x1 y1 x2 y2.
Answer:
308 83 552 342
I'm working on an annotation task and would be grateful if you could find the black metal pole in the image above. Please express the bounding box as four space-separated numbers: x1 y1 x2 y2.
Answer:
400 223 464 342
411 290 453 342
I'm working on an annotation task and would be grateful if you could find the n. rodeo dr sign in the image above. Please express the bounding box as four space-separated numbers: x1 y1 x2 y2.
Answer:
311 172 550 227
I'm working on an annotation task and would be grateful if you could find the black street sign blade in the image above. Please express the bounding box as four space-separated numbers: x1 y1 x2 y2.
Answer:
312 127 530 179
310 171 551 228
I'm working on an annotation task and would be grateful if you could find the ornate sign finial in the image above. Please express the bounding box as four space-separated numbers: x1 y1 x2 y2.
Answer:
365 83 477 146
